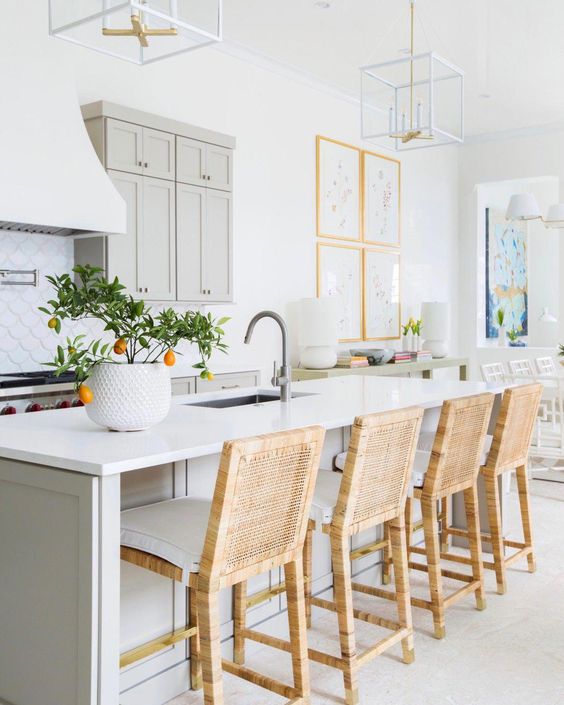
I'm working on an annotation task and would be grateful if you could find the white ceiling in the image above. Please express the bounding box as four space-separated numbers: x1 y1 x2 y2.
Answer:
223 0 564 136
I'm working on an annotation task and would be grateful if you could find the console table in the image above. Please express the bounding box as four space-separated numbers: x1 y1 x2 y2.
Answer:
293 356 469 382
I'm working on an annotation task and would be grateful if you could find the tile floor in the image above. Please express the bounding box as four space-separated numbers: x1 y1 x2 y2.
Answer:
170 479 564 705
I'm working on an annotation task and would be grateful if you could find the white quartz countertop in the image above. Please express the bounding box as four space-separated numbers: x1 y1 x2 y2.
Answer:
0 376 505 477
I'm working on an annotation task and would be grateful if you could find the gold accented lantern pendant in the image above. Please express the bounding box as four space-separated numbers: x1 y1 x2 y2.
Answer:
360 0 464 150
49 1 222 65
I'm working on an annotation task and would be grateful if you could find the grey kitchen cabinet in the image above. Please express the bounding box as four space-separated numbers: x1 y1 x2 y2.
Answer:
171 377 196 396
105 118 175 181
105 118 143 175
195 370 260 393
139 177 176 301
142 127 176 181
177 183 232 303
80 102 235 304
95 171 175 301
177 136 232 192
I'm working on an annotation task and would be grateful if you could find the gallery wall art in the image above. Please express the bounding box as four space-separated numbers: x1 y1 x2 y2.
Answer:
317 242 363 341
363 248 401 340
316 136 402 342
485 207 528 339
316 136 361 241
363 150 400 247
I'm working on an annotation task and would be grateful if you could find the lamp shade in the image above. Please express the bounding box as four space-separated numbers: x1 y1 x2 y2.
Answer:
539 307 557 323
421 302 450 340
544 203 564 228
298 297 338 347
506 193 541 221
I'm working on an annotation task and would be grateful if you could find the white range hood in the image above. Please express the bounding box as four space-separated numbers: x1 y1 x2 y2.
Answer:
0 50 126 237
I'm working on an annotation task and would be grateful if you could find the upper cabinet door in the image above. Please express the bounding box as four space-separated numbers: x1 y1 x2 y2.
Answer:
106 170 142 298
203 190 232 302
176 183 206 302
142 128 175 181
206 145 233 192
105 119 143 175
176 136 207 188
139 177 176 301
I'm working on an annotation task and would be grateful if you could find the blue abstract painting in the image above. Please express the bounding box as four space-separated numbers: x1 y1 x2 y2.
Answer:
485 208 528 339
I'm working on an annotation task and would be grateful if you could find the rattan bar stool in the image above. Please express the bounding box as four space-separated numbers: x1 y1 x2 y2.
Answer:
440 383 543 595
383 393 495 640
120 426 325 705
233 407 424 705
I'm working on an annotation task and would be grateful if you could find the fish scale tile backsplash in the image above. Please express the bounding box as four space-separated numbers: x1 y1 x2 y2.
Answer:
0 232 96 372
0 231 204 373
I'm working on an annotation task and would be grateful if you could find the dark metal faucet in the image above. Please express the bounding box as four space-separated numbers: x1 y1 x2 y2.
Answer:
244 310 291 402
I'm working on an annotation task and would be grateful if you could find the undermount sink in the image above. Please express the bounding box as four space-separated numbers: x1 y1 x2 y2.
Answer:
186 391 313 409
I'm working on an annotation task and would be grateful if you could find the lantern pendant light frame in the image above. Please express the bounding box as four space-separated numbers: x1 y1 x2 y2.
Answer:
48 0 223 65
360 0 464 151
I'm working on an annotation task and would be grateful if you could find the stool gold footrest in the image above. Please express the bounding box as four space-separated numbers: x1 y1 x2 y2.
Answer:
120 624 197 668
349 537 389 561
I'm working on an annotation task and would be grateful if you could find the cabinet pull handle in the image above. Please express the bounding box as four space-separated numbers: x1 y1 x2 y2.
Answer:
202 173 206 179
207 175 211 181
138 161 143 167
144 162 149 168
221 384 240 390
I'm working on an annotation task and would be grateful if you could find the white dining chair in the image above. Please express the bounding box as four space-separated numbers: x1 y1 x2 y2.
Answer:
508 359 535 377
481 362 507 384
535 356 557 376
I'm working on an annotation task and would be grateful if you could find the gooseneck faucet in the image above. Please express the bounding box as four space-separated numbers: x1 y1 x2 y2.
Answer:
244 311 292 402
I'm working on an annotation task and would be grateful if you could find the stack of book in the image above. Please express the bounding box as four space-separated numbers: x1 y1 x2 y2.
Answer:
336 354 370 368
391 352 411 364
410 350 433 361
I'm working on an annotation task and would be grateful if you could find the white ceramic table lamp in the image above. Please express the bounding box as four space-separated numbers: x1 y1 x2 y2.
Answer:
421 302 450 358
298 297 338 369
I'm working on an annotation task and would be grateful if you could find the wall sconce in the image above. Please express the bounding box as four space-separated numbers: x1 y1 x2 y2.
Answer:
506 194 564 228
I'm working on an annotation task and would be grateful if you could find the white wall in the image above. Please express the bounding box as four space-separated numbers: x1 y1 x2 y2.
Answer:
0 1 460 379
459 130 564 379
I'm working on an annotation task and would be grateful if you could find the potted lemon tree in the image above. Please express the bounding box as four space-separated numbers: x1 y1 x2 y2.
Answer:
40 265 228 431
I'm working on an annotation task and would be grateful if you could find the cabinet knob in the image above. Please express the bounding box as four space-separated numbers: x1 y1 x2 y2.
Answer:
144 162 149 168
138 161 143 167
207 175 211 181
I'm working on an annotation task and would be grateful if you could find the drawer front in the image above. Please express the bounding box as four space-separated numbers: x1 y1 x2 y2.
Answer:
171 377 196 396
195 371 260 393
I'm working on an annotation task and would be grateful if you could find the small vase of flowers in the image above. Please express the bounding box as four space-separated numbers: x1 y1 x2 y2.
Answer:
496 308 507 347
40 266 228 432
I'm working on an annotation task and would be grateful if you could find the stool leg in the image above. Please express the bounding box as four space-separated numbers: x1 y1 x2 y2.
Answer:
439 497 450 553
516 464 536 573
421 496 445 639
331 533 359 705
303 525 313 628
389 514 414 664
198 588 224 705
382 521 391 585
188 586 203 690
464 485 486 611
405 497 414 562
484 472 507 595
285 559 311 702
233 581 247 665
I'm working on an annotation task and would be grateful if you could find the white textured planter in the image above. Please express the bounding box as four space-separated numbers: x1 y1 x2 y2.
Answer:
85 363 171 432
498 325 507 347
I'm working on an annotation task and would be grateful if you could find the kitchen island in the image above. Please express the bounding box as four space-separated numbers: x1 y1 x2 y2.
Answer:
0 375 506 705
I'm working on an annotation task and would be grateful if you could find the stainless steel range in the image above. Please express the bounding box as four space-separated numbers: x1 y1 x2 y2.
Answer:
0 370 81 414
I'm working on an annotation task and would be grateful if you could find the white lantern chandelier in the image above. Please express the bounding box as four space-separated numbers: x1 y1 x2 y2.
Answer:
360 0 464 151
49 1 222 65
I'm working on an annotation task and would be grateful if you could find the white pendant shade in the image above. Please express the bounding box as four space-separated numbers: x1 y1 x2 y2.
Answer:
49 0 222 65
544 203 564 228
298 297 338 347
506 193 541 221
